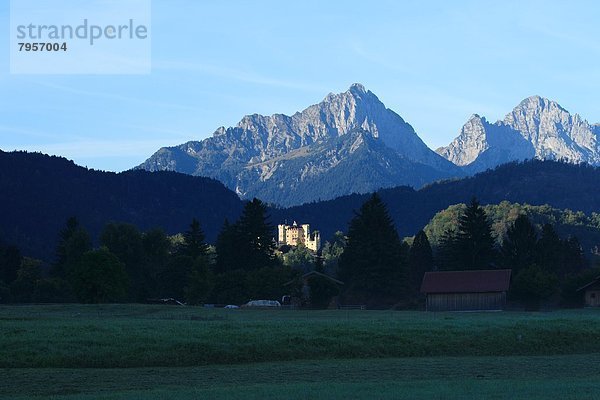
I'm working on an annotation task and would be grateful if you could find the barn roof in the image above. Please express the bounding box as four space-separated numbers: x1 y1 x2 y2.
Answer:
421 269 512 294
576 275 600 292
283 271 344 286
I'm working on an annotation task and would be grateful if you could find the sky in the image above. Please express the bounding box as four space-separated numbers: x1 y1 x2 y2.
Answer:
1 0 600 172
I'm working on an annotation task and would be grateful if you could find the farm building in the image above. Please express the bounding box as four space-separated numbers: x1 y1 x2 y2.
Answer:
420 269 512 311
284 271 343 308
577 276 600 307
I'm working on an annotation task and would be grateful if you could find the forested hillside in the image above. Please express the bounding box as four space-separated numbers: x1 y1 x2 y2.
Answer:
0 151 244 262
274 160 600 242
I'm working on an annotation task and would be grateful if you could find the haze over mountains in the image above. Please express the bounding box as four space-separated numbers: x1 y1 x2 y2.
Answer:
139 85 600 206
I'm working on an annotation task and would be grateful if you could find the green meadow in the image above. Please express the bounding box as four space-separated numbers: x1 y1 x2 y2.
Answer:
1 305 599 399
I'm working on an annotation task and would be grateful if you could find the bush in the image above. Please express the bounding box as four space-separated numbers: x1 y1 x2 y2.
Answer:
33 278 76 303
511 264 558 310
69 248 128 303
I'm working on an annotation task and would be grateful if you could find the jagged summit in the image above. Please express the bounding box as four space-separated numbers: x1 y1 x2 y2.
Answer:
512 95 568 113
348 83 370 93
437 96 600 172
138 84 461 206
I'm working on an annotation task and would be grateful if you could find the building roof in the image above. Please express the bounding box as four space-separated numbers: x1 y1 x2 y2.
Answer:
284 271 344 286
420 269 512 294
576 276 600 292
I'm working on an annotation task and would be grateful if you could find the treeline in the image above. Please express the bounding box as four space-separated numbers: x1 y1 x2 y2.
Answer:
1 195 597 309
433 199 596 309
0 199 298 305
274 159 600 242
289 195 598 309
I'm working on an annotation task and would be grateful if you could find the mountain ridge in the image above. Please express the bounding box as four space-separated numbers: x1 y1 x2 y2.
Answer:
272 159 600 244
437 95 600 172
138 84 462 206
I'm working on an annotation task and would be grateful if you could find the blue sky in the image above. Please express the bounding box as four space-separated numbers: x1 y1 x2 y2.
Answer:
1 0 600 171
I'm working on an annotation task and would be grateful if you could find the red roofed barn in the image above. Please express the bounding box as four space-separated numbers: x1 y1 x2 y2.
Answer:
421 269 512 312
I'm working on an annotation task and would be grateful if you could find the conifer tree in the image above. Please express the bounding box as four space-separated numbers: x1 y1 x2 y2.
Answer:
235 198 276 271
215 219 238 273
338 193 407 305
180 218 209 260
500 214 537 274
454 198 496 270
436 228 459 271
535 223 562 274
408 230 433 294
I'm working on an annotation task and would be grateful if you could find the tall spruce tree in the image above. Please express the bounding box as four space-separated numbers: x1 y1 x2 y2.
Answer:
436 228 459 271
500 214 537 274
215 219 238 273
180 218 212 304
454 198 496 270
561 236 586 276
535 223 562 274
338 193 407 305
408 230 433 295
141 228 172 299
180 218 209 260
235 198 276 271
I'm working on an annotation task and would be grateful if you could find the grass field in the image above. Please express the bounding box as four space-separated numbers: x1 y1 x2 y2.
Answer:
1 304 600 399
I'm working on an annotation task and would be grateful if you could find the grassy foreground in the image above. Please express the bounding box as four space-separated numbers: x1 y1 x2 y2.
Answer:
2 355 600 399
1 304 600 368
1 305 600 399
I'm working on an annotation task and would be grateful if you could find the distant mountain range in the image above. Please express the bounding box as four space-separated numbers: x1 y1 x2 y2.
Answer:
139 85 600 206
138 84 462 206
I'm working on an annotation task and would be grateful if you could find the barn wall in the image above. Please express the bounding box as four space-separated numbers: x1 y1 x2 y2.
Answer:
585 290 600 307
426 292 506 311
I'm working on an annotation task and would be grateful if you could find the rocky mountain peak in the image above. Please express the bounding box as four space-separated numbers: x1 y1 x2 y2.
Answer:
514 95 567 111
349 82 367 93
435 114 491 166
323 83 382 110
438 96 600 171
505 96 570 131
503 96 596 156
138 84 460 206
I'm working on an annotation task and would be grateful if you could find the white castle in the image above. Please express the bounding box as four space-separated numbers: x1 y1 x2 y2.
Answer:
277 221 321 252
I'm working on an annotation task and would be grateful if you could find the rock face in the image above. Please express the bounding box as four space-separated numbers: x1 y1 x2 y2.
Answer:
438 96 600 172
139 84 461 206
